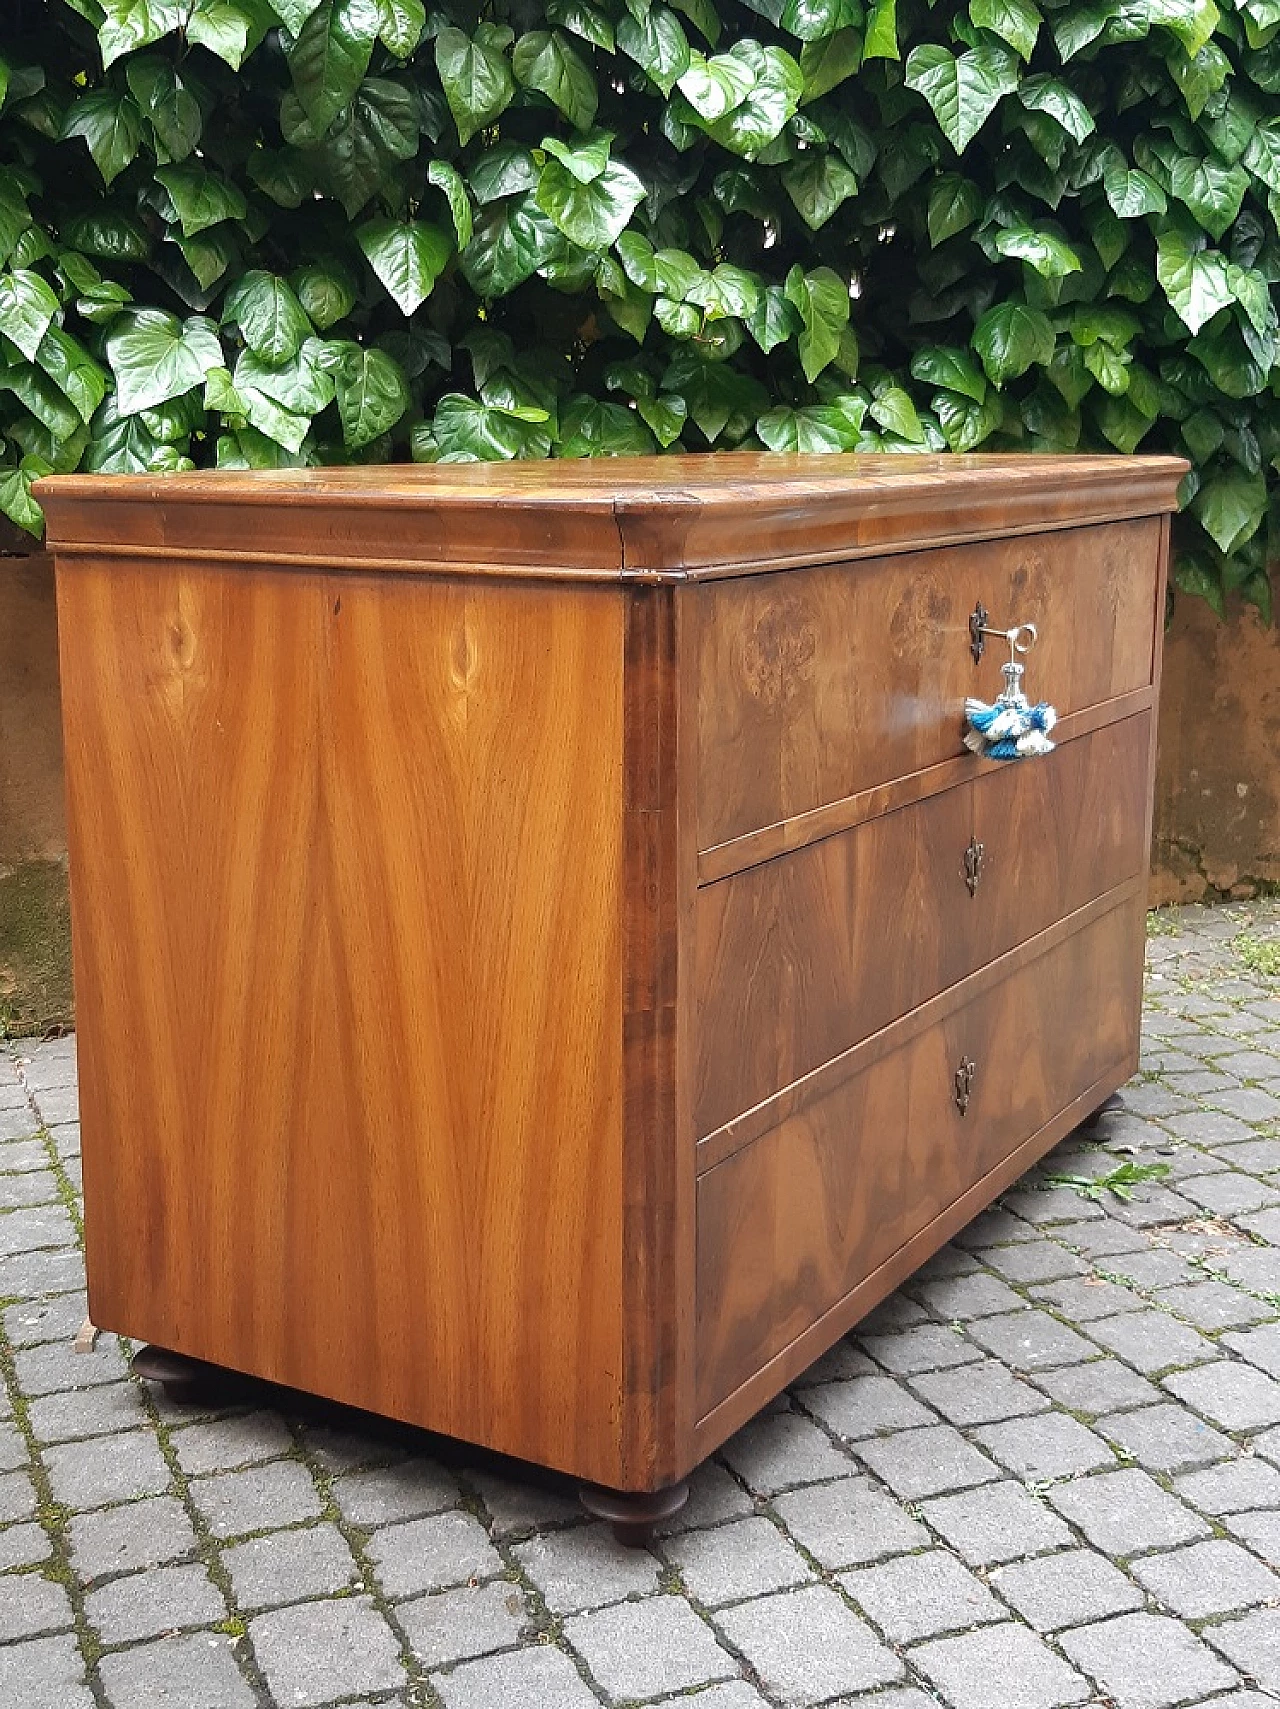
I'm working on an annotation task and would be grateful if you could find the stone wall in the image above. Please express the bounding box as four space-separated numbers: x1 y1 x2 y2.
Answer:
0 540 1275 1031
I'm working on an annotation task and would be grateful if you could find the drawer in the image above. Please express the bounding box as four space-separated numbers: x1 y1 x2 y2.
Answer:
695 896 1144 1417
695 712 1151 1138
696 518 1161 853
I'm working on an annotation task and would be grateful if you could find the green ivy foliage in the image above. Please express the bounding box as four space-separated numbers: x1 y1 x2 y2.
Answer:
1 0 1278 617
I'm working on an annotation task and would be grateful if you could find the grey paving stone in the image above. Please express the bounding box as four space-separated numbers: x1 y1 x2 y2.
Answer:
434 1644 602 1709
44 1430 171 1510
1176 1111 1264 1146
85 1563 225 1642
400 1579 529 1668
1061 1612 1238 1707
956 1207 1042 1248
14 1337 128 1396
0 1633 93 1709
1206 1608 1280 1692
1216 1137 1280 1172
331 1457 459 1526
0 1107 40 1142
1004 1185 1106 1226
0 1468 35 1523
972 1411 1116 1480
68 1496 198 1579
0 1572 74 1641
658 1461 755 1535
1158 1281 1275 1331
368 1509 501 1598
0 1137 49 1172
858 1323 982 1374
98 1633 255 1709
990 1549 1144 1632
1241 1207 1280 1244
1212 1087 1280 1122
919 1481 1072 1567
1097 1402 1235 1472
1031 1357 1161 1418
468 1469 583 1537
170 1411 294 1475
651 1687 770 1709
774 1478 929 1568
0 1420 27 1472
907 1360 1050 1426
802 1376 936 1440
1086 1310 1218 1376
1047 1468 1209 1555
859 1293 931 1334
1 1247 85 1298
0 1204 75 1257
250 1596 405 1705
967 1309 1100 1371
1109 1248 1205 1289
664 1514 812 1607
220 1522 359 1609
188 1459 322 1539
31 1085 78 1125
1111 1185 1202 1228
840 1549 1006 1643
1131 1538 1280 1619
856 1423 1000 1500
1174 1455 1280 1514
567 1593 737 1701
514 1522 660 1613
909 1622 1090 1709
721 1408 855 1492
1223 1321 1280 1378
1217 1246 1280 1294
0 1170 58 1207
0 1521 51 1571
1225 1508 1280 1568
915 1271 1027 1319
791 1338 878 1388
1180 1173 1280 1216
28 1382 148 1444
1053 1217 1152 1258
1030 1276 1141 1320
982 1242 1089 1284
1164 1361 1280 1431
713 1584 901 1706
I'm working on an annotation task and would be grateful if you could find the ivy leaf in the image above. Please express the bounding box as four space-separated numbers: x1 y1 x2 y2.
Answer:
0 460 45 537
542 130 613 183
125 56 201 162
513 31 598 131
870 385 926 440
35 326 109 425
709 45 803 158
927 173 983 243
1156 225 1235 332
537 157 645 249
972 299 1055 383
1018 74 1095 143
428 391 551 459
745 283 802 351
97 0 186 68
910 344 988 401
223 271 313 363
154 164 247 236
549 0 616 53
677 50 757 120
779 0 859 42
0 269 61 361
971 0 1041 60
1193 466 1268 553
1170 154 1250 241
330 341 410 447
685 262 761 318
435 26 515 147
1148 0 1220 58
1244 120 1280 192
757 400 863 450
904 42 1019 155
934 387 1003 449
1052 0 1117 59
799 29 862 101
783 153 859 228
637 392 686 444
461 195 563 297
290 0 381 137
994 225 1083 275
617 7 691 96
291 263 357 333
357 218 452 314
1103 160 1167 216
864 0 900 60
274 0 325 29
377 0 425 56
427 161 473 250
784 262 850 381
106 307 224 415
185 0 264 68
61 91 142 186
558 394 655 454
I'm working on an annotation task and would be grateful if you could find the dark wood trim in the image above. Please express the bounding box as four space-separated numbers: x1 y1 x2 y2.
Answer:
692 1056 1134 1457
697 692 1155 885
695 878 1143 1173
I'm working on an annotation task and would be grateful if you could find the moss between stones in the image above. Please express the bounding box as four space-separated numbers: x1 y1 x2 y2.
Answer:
0 857 73 1038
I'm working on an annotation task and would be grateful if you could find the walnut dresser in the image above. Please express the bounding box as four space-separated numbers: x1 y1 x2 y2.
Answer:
39 452 1185 1540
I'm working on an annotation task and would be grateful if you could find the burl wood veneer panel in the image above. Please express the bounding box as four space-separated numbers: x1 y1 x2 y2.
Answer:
58 559 630 1486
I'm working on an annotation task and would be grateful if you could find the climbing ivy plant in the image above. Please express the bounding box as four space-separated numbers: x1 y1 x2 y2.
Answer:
2 0 1279 615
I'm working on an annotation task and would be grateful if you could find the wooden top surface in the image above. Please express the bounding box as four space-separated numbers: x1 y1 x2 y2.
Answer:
37 452 1187 582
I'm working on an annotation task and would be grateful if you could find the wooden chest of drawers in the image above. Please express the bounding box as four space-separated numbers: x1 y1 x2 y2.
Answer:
40 452 1184 1533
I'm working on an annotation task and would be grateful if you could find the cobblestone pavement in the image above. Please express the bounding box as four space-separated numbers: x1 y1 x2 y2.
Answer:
10 907 1280 1707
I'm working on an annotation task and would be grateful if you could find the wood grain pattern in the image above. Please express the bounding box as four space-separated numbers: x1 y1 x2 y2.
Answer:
696 519 1162 849
695 894 1145 1417
37 452 1185 583
59 558 630 1485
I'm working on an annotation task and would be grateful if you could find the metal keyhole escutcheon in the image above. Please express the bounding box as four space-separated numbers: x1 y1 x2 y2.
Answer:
964 837 985 896
954 1056 977 1116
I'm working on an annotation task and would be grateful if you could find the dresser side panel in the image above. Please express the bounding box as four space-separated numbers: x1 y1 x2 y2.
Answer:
58 557 629 1486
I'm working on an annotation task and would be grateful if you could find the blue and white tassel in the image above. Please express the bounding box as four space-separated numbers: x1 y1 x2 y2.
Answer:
963 627 1057 762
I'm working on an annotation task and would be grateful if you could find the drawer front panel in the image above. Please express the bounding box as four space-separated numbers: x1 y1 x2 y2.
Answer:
695 898 1144 1417
696 518 1160 853
695 713 1151 1139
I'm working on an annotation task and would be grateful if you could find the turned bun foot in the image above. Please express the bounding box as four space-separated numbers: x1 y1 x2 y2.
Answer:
578 1480 689 1548
131 1344 229 1405
1079 1091 1124 1132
